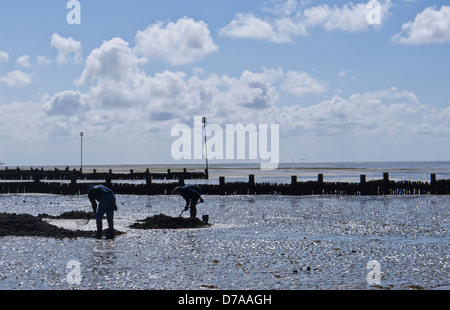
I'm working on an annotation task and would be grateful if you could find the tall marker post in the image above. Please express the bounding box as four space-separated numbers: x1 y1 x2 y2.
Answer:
80 132 84 172
202 117 209 179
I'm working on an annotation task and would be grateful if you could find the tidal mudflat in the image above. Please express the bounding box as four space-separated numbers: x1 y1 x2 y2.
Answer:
0 194 448 290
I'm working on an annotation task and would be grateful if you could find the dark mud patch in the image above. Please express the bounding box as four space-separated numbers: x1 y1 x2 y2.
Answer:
130 214 210 229
0 212 124 239
38 211 95 220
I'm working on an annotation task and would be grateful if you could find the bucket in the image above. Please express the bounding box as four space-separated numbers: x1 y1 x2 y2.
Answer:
202 214 209 224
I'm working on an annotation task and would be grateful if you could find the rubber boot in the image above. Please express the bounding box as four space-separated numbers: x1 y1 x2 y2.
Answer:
106 221 114 240
190 204 197 218
93 221 102 239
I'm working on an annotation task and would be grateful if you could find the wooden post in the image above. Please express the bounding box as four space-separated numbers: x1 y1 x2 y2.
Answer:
318 174 323 183
249 174 255 185
105 176 112 187
248 174 255 194
33 175 41 185
383 172 390 195
430 173 437 195
360 175 366 196
291 176 297 184
360 175 366 183
431 174 436 183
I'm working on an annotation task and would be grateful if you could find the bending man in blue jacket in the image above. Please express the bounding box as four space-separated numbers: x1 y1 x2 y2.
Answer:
174 185 204 218
87 185 117 239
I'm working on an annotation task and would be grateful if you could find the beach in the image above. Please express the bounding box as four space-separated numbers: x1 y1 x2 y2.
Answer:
0 173 448 289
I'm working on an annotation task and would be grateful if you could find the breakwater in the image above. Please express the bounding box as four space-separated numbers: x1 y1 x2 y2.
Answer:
0 167 449 196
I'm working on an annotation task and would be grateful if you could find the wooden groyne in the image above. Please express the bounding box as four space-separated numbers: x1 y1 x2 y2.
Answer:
0 166 207 181
0 166 207 195
0 167 449 196
204 174 449 196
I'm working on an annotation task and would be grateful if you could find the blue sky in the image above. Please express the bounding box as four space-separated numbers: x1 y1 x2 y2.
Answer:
0 0 449 166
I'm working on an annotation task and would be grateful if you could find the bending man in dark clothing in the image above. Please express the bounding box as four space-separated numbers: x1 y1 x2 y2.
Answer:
174 185 204 218
87 185 117 239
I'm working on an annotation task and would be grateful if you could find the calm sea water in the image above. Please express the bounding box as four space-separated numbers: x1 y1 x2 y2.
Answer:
202 161 450 184
2 161 448 184
0 162 449 290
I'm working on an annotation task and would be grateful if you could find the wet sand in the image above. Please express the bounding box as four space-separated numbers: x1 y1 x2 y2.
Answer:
0 194 448 290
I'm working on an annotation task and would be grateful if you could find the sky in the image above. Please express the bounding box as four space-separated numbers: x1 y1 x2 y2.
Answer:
0 0 449 167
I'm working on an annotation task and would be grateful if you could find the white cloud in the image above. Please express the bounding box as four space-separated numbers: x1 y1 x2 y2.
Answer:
276 87 433 136
15 32 442 149
71 33 440 140
337 70 357 80
219 9 308 43
4 22 443 144
17 55 31 68
392 5 450 44
218 13 300 43
134 17 218 65
76 37 144 87
51 33 82 64
0 70 33 88
72 52 443 140
37 56 51 66
263 0 301 16
220 1 392 43
43 90 88 117
303 3 370 32
213 68 282 114
76 34 287 119
0 101 45 142
281 71 327 97
3 61 449 162
75 37 150 112
0 50 9 63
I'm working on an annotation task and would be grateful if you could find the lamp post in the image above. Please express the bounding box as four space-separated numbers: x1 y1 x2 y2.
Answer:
80 132 84 172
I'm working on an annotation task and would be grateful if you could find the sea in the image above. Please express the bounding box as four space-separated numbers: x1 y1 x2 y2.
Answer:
0 161 449 291
196 161 450 184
